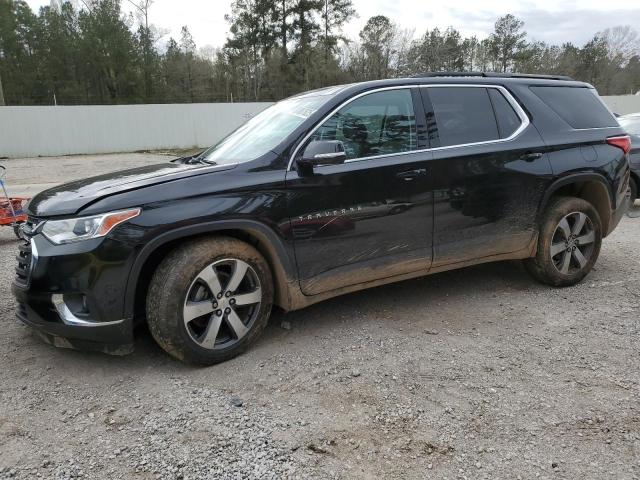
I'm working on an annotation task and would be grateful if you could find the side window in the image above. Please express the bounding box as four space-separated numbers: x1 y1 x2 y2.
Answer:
310 89 417 160
428 87 499 147
488 88 522 138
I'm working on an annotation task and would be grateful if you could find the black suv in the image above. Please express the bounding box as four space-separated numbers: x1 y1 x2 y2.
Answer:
13 73 631 365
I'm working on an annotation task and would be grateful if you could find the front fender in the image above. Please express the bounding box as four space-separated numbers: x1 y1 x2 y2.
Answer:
122 219 297 320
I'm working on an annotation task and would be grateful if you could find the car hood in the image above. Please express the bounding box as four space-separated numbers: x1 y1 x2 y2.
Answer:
28 161 237 217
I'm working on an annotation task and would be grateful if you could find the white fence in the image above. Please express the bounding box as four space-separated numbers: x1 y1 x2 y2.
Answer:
0 95 638 159
0 102 272 158
601 95 640 116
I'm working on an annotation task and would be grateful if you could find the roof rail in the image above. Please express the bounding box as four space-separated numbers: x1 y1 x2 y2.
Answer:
412 71 574 81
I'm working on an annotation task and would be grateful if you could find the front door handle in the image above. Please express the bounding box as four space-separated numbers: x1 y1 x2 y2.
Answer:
520 152 543 162
396 168 427 181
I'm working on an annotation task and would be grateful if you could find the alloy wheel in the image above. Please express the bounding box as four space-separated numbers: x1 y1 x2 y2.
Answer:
550 212 596 275
183 258 262 350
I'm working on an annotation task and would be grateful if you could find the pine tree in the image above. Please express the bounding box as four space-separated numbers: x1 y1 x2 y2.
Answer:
1 3 639 104
489 14 527 72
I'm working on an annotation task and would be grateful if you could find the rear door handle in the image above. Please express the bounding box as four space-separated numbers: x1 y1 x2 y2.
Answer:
396 168 427 181
520 152 543 162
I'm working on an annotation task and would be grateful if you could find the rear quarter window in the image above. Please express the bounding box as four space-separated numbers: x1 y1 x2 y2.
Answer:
530 86 617 129
488 88 522 138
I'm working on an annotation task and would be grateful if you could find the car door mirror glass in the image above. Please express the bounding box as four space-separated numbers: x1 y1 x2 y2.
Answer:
298 140 347 169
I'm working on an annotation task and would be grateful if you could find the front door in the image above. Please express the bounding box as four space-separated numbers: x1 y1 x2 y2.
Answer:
285 88 434 296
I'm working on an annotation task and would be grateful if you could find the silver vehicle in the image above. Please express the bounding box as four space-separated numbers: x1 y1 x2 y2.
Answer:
618 113 640 204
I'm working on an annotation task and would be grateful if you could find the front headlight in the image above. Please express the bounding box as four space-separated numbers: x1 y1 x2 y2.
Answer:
41 208 141 245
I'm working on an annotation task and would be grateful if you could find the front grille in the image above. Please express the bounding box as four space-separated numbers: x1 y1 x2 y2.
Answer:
14 217 38 287
14 241 32 286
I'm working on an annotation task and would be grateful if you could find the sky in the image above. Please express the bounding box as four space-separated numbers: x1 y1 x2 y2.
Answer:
25 0 640 51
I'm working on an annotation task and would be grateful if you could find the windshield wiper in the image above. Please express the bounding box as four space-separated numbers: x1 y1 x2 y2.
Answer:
185 153 216 165
197 157 217 165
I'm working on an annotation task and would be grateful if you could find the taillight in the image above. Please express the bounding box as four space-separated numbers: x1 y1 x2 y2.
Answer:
606 135 631 154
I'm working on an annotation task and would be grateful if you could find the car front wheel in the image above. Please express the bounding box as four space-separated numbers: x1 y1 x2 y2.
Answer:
147 236 273 365
525 197 602 287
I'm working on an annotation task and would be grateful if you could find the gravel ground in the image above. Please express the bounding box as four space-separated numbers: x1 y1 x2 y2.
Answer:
0 154 639 479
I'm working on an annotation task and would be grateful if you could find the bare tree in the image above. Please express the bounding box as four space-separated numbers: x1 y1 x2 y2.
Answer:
126 0 152 32
77 0 93 12
602 26 640 64
126 0 158 99
392 27 414 76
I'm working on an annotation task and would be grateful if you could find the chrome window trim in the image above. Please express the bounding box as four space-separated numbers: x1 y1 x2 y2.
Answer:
287 84 530 171
568 126 622 132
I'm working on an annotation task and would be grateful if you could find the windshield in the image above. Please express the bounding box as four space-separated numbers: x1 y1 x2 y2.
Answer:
619 116 640 136
200 94 329 164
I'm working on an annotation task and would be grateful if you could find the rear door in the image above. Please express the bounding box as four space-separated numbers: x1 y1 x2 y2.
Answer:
422 85 551 268
285 87 434 296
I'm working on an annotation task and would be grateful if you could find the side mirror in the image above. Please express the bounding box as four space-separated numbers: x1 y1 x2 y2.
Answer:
297 140 347 171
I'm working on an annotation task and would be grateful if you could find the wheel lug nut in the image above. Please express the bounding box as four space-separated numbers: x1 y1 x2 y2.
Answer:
230 298 236 305
225 307 231 314
216 310 222 316
217 293 223 299
213 302 218 308
225 291 232 298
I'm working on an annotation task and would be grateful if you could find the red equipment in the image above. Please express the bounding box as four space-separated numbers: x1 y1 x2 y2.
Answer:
0 166 30 239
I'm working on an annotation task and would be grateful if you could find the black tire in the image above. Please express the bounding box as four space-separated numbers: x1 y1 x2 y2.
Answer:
13 223 22 239
524 197 602 287
147 236 273 365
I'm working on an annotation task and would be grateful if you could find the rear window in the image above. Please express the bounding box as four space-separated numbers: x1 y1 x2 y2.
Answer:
530 86 617 129
428 87 499 147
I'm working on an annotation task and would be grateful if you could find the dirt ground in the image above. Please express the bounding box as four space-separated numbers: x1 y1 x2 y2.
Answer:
0 154 639 480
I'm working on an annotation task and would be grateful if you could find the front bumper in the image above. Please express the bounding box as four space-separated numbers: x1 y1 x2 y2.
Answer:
12 286 134 354
12 226 137 355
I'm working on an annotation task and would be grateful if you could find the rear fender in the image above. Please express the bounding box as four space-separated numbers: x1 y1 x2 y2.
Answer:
537 172 614 234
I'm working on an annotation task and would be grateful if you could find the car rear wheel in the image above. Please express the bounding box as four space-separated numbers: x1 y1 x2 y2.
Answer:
147 236 273 365
524 197 602 287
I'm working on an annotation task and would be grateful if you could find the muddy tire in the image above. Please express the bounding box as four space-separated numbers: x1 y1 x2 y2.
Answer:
524 197 602 287
147 236 273 366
